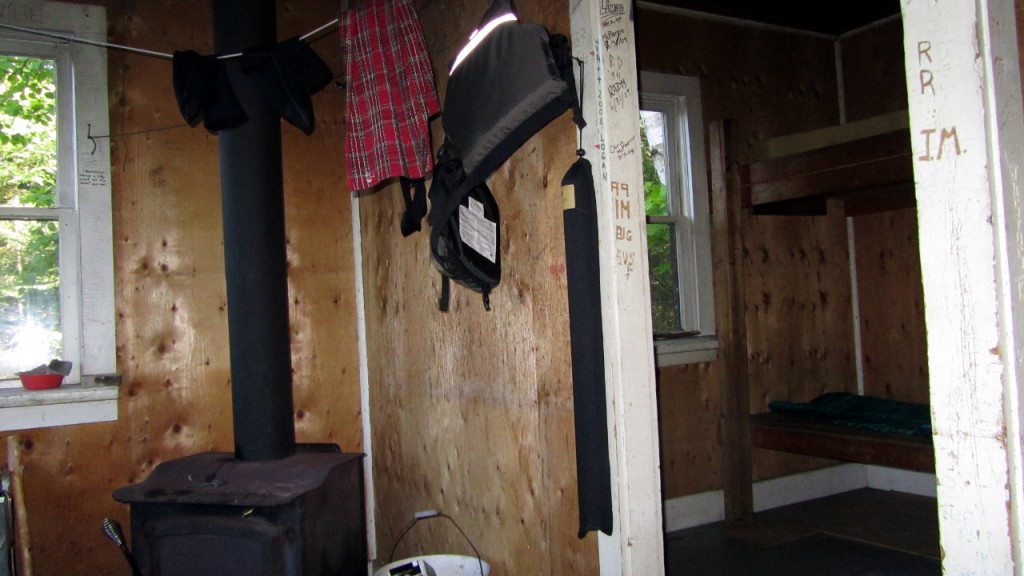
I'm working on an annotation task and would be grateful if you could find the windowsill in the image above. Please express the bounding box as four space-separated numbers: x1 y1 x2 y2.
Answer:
655 335 719 367
0 374 120 432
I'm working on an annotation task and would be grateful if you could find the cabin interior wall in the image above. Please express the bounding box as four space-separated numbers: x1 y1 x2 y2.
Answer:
0 1 360 574
636 9 922 498
0 3 925 574
357 0 600 573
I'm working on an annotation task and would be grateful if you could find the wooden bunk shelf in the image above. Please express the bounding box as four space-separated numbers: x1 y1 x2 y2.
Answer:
749 411 934 473
741 113 915 216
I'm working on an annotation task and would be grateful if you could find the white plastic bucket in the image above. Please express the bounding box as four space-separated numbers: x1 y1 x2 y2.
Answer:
374 554 491 576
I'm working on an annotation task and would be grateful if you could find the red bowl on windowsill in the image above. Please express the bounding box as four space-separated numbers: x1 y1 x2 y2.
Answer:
19 373 65 390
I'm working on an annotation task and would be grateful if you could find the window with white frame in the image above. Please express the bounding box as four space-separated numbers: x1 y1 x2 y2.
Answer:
639 72 717 365
0 0 117 430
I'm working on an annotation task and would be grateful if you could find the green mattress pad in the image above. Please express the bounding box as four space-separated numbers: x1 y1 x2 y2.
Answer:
768 392 932 437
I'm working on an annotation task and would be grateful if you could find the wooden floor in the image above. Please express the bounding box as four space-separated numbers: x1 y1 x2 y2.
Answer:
664 488 941 575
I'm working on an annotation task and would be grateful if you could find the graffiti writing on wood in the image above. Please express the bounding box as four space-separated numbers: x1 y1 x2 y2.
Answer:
917 41 935 95
918 127 963 161
600 0 628 49
612 181 634 244
911 40 964 160
610 136 637 161
78 169 108 187
617 249 635 275
603 28 628 50
607 76 630 112
601 0 625 19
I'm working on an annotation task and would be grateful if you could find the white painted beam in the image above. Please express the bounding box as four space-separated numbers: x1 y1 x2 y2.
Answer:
570 1 665 574
901 0 1024 572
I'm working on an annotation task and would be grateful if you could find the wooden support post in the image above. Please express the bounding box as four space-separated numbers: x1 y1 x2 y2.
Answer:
902 0 1024 570
710 119 754 524
571 1 665 572
7 435 32 576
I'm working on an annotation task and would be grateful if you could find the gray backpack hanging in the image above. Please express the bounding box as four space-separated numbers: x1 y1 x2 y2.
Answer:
442 0 579 188
427 143 501 311
423 0 581 311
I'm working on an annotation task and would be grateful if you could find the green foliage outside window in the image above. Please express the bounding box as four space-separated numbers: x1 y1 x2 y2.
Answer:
640 115 682 334
0 54 61 373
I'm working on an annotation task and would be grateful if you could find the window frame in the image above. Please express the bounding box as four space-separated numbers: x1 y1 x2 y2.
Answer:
0 0 117 431
639 72 718 366
0 37 82 385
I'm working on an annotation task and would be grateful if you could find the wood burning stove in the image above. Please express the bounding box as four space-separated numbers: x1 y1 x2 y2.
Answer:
113 2 367 574
113 450 366 576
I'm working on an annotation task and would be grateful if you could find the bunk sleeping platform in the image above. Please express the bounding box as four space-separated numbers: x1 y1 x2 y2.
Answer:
740 110 915 216
731 112 931 471
709 113 933 522
749 393 934 472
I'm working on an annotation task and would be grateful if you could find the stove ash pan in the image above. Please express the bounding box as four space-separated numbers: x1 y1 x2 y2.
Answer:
114 450 367 576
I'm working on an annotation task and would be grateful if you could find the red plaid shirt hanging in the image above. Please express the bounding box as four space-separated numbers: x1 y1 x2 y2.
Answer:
340 0 439 191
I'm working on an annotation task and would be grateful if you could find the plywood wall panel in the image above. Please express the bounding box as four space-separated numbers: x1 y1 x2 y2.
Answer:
657 362 722 496
854 208 929 403
839 18 909 122
842 21 927 406
743 213 856 403
360 0 595 571
1 2 363 574
636 10 841 161
743 212 857 480
363 152 592 572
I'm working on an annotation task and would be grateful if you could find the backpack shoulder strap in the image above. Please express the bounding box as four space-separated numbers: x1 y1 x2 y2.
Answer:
549 34 585 132
439 273 452 312
399 177 427 237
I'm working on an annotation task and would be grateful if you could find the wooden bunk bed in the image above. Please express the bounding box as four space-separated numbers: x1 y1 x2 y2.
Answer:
741 110 915 216
709 114 932 523
749 399 934 473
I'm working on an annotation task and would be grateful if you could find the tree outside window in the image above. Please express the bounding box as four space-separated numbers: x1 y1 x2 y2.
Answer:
0 55 61 379
641 109 684 335
639 73 717 365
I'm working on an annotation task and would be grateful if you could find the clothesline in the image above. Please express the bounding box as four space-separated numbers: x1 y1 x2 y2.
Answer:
0 17 340 61
0 22 174 59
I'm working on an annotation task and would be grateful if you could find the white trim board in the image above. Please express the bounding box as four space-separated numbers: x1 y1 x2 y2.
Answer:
0 382 118 431
663 464 937 533
351 193 376 572
571 1 665 573
902 0 1024 572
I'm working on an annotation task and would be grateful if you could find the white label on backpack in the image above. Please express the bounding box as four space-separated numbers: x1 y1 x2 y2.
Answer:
459 197 497 263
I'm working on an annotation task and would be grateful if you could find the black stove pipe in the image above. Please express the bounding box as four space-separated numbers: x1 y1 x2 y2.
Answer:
213 0 296 460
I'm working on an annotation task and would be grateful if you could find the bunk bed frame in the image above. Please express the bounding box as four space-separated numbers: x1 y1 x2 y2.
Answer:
748 411 934 473
708 115 932 523
741 110 915 216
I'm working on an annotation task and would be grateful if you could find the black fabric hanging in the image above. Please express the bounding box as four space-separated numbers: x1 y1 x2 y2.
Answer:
172 50 248 132
561 58 613 537
172 37 333 135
